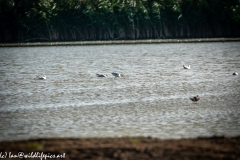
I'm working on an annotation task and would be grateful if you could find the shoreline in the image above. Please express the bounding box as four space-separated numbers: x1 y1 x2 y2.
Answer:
1 37 240 47
1 136 240 160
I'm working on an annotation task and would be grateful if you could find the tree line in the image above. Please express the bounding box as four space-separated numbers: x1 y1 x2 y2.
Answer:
0 0 240 42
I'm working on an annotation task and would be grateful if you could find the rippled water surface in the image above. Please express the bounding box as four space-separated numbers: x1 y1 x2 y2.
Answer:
0 42 240 141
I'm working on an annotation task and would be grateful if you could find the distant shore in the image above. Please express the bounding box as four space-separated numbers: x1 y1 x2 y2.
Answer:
1 38 240 47
0 136 239 160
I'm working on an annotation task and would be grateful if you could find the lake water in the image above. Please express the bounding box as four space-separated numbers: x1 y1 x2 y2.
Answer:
0 42 240 141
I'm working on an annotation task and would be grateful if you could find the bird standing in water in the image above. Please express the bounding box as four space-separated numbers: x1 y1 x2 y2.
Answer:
37 75 46 80
96 73 108 77
190 95 200 102
183 65 190 69
233 72 238 75
111 72 122 77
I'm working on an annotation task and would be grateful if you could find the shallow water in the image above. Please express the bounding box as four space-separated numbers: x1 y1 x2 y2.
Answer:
0 42 240 141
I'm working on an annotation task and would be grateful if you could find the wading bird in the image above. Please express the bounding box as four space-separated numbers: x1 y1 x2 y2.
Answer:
37 75 46 80
96 73 108 77
190 95 200 102
233 72 238 75
183 65 190 69
111 72 122 77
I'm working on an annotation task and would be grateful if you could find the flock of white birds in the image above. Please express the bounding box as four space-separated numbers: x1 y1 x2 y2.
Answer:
36 65 238 103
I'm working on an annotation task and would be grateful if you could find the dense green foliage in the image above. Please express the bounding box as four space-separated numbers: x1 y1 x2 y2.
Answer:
0 0 240 42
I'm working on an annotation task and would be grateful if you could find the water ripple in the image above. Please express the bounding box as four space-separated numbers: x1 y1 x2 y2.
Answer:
0 42 240 141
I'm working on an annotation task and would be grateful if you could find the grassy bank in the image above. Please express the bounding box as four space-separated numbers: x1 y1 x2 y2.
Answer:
1 38 240 47
0 136 240 160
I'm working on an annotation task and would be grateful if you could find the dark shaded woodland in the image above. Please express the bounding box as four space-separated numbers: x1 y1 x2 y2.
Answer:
1 0 240 42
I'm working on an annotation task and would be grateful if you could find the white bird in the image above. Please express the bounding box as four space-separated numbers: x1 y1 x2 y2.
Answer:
96 73 108 77
233 72 238 75
190 95 200 102
37 75 46 80
111 72 121 77
183 65 190 69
